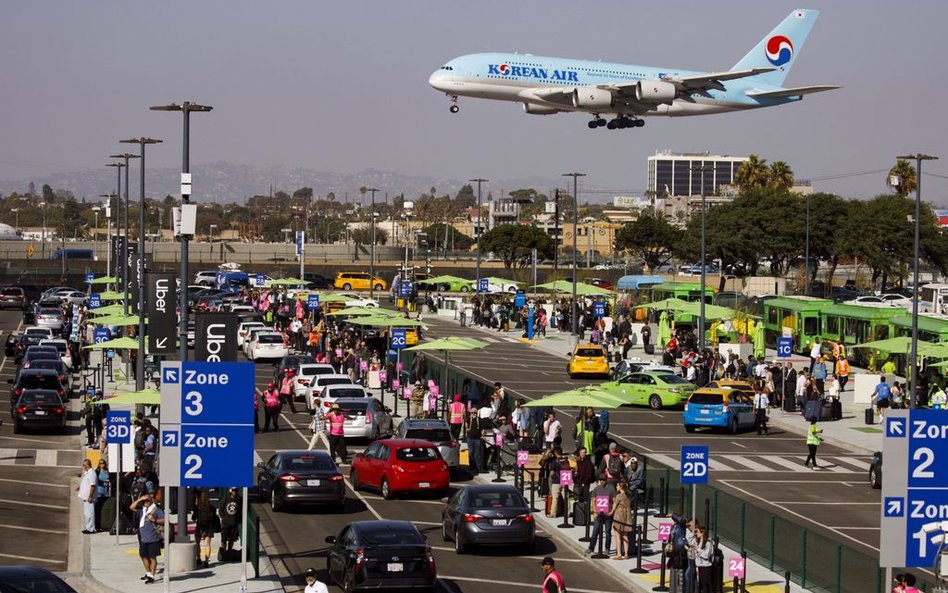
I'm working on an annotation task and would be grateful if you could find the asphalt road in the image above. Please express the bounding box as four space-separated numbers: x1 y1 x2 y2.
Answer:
419 317 882 561
0 309 83 571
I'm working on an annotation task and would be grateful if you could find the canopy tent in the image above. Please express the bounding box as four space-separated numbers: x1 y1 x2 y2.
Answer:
406 337 489 416
851 337 948 358
327 307 385 317
86 276 118 285
314 293 355 303
83 336 140 350
264 278 309 287
677 300 740 321
532 280 614 296
92 388 160 406
346 315 427 328
87 304 126 316
523 386 627 452
635 298 693 312
420 274 470 286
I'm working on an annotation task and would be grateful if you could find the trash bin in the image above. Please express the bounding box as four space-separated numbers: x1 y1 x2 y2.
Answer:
820 399 835 421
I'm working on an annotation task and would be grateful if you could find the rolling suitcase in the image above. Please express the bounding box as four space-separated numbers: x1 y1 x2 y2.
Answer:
572 501 589 526
865 408 875 425
832 400 842 421
803 399 821 422
644 343 655 355
218 549 242 562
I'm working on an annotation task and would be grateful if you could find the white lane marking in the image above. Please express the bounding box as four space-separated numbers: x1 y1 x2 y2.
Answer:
35 449 58 467
720 455 774 473
0 497 62 510
824 456 870 472
828 526 880 530
443 574 620 592
0 477 70 488
3 523 67 534
647 453 680 469
0 436 63 445
730 441 748 449
709 458 739 472
817 460 855 474
768 501 877 505
0 551 65 564
757 456 808 472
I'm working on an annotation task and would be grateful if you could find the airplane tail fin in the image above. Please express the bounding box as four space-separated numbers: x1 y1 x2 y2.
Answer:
731 9 819 88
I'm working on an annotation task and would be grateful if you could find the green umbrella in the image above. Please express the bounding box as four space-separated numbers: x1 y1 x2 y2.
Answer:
533 280 614 296
406 337 489 411
523 386 627 409
84 336 140 350
317 293 356 303
678 300 739 320
350 315 426 328
658 310 671 347
265 278 309 287
98 290 127 301
421 274 470 286
92 388 160 406
86 276 118 285
328 306 384 316
91 314 145 326
87 304 125 316
753 322 766 359
635 297 693 312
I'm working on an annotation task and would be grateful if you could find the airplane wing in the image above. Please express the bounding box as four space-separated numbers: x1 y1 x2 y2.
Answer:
745 85 840 99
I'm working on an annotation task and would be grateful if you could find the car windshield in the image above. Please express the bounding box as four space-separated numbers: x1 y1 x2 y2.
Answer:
257 335 284 344
689 392 724 405
360 526 424 546
470 490 526 509
24 329 49 336
41 342 67 353
283 454 335 472
38 308 61 316
27 361 64 373
405 428 452 442
395 447 440 462
576 348 603 357
329 388 366 399
20 391 60 404
320 378 352 387
300 366 331 376
20 375 60 388
657 374 689 384
2 288 21 296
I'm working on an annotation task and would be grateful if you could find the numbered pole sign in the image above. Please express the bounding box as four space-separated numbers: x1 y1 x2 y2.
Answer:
727 556 746 579
359 359 368 372
478 278 489 293
594 301 606 318
776 337 793 358
402 386 412 400
392 379 400 391
430 384 440 397
399 281 412 297
307 294 320 311
105 411 132 444
494 432 504 447
594 495 611 515
85 272 95 283
379 369 388 384
657 522 673 542
559 469 574 487
390 328 407 350
255 273 265 287
88 293 102 309
514 290 525 308
516 450 529 467
396 362 404 373
680 445 710 485
94 328 111 344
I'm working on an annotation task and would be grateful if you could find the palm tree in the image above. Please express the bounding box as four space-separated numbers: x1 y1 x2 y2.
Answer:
887 159 916 197
768 161 794 191
735 154 770 194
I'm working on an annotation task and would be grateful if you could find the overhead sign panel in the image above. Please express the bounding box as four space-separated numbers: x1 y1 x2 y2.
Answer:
194 313 238 362
147 272 177 355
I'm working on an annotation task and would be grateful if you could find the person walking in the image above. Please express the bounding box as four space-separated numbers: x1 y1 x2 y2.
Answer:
78 459 97 534
326 403 348 465
218 488 241 556
546 447 567 519
191 490 218 568
540 557 566 593
466 410 484 474
543 411 562 449
611 481 634 560
804 419 823 469
262 383 281 432
448 394 465 441
871 376 892 422
279 369 299 414
130 492 165 584
94 459 111 532
835 356 851 392
303 567 329 593
307 397 326 451
753 383 770 436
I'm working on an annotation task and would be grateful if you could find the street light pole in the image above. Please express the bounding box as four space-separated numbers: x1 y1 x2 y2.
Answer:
105 162 124 281
98 194 116 275
470 178 488 292
805 194 810 296
897 153 938 409
119 137 162 393
562 172 586 341
91 206 101 260
366 187 379 299
110 153 140 315
691 164 711 350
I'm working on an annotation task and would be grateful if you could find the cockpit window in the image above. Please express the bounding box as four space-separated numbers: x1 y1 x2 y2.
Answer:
441 66 454 71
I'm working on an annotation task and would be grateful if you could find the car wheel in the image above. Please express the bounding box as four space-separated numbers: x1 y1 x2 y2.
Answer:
351 470 361 492
441 521 451 542
460 286 469 293
454 527 467 553
380 477 393 500
12 421 20 434
373 284 383 291
870 467 881 489
343 283 352 290
343 567 356 593
648 394 663 410
730 417 739 435
270 487 283 512
684 425 696 433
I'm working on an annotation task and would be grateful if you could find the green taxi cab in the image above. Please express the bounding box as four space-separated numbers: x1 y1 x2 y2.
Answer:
599 371 695 409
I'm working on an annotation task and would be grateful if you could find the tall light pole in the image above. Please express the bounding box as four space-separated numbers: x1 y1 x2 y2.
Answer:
365 187 379 298
99 193 115 275
470 178 488 291
562 172 586 341
691 164 711 350
897 153 938 409
119 137 162 393
110 153 139 314
805 194 810 296
91 206 101 259
9 208 17 231
39 202 47 257
105 162 124 281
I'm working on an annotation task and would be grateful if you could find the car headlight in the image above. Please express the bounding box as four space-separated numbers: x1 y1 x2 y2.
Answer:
667 388 681 393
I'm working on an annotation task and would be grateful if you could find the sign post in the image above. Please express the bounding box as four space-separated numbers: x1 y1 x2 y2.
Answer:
776 337 793 359
105 410 132 545
593 300 606 319
88 293 101 309
478 278 489 293
307 293 320 311
681 445 710 520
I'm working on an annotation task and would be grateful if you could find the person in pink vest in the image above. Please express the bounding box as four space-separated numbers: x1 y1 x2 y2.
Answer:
325 403 348 464
448 394 465 440
540 557 566 593
280 369 299 413
262 383 281 432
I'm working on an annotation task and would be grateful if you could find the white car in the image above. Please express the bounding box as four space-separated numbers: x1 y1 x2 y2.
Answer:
335 293 379 308
242 327 270 357
237 321 268 347
24 326 55 341
845 294 913 308
194 271 218 286
229 304 256 315
304 374 357 409
316 383 369 413
294 363 338 402
468 280 520 294
246 332 288 362
44 288 87 306
39 338 73 369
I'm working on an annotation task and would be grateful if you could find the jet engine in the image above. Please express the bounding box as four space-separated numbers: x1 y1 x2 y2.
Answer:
635 80 677 102
571 87 613 109
522 103 561 115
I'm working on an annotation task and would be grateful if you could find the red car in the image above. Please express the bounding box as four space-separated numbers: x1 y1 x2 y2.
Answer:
350 438 450 500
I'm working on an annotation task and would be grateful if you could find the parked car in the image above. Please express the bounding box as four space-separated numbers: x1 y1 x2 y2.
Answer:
23 359 71 393
42 288 86 306
611 358 679 381
566 344 609 379
870 451 882 489
599 371 695 409
13 334 45 364
335 397 394 440
11 389 67 433
256 450 346 512
682 388 756 434
0 286 27 310
325 520 437 592
193 270 218 286
441 484 535 553
34 307 66 333
305 375 359 410
23 326 55 341
395 418 460 467
844 294 912 308
302 273 333 289
334 272 387 292
293 363 338 402
350 438 450 499
0 565 78 593
237 321 267 347
21 347 61 369
246 332 289 362
334 292 379 308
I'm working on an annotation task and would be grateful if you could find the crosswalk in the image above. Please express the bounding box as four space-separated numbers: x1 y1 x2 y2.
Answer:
0 448 81 468
646 452 871 474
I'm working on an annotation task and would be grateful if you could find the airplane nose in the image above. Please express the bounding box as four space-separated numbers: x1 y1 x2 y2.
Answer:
428 71 445 90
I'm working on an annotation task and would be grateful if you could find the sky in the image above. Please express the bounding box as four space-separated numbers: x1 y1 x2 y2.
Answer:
1 0 946 203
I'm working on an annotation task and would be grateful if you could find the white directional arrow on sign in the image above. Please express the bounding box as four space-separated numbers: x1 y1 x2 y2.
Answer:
155 337 168 349
886 498 902 517
887 418 905 437
163 368 178 383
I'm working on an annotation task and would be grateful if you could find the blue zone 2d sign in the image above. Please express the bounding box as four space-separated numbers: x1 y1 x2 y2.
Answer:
158 361 255 488
680 445 709 485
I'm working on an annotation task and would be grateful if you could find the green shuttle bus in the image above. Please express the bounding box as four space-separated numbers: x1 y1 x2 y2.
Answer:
762 296 831 353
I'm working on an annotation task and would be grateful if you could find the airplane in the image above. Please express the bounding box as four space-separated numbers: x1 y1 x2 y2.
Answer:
428 8 838 130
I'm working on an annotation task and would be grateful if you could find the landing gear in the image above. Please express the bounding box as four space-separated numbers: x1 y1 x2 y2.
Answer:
449 96 459 113
598 116 645 130
587 115 607 129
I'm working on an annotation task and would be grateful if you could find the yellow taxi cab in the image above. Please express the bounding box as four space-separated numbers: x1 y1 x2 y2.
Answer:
333 272 387 291
706 379 755 396
567 344 609 378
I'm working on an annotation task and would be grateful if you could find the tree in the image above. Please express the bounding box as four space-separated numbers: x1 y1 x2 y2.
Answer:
734 154 770 194
454 184 476 209
614 210 682 271
768 161 795 192
42 184 56 204
479 223 554 269
886 159 916 197
422 223 474 251
350 227 388 246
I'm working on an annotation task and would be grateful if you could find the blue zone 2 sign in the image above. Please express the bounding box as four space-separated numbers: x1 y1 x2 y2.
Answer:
680 445 709 485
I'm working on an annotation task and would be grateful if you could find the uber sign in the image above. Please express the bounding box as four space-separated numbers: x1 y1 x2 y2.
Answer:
147 272 177 355
195 313 238 362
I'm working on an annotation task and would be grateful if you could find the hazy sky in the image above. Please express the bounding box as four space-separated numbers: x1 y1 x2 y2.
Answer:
1 1 946 202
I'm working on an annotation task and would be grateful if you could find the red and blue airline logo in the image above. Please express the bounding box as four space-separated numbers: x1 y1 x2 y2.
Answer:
488 63 578 82
765 35 793 67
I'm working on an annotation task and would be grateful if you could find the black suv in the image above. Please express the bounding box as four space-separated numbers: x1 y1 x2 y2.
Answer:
869 451 882 489
0 286 26 310
8 368 67 408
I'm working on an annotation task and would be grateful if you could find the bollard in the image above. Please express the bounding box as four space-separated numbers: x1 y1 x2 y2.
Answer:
515 465 523 495
652 546 669 592
784 570 791 593
640 490 653 544
733 577 739 593
579 498 592 542
629 525 648 574
491 446 505 483
740 550 748 593
558 486 573 529
528 472 538 512
678 486 685 515
704 497 711 538
392 389 401 418
656 477 668 517
591 514 609 559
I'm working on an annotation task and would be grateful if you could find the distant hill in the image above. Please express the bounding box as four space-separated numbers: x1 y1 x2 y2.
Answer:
0 162 612 205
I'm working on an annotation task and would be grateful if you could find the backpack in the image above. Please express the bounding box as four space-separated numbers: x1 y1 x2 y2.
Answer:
134 428 146 450
607 454 623 478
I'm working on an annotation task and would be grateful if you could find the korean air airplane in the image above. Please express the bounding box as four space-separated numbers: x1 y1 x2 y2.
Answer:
428 9 837 130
